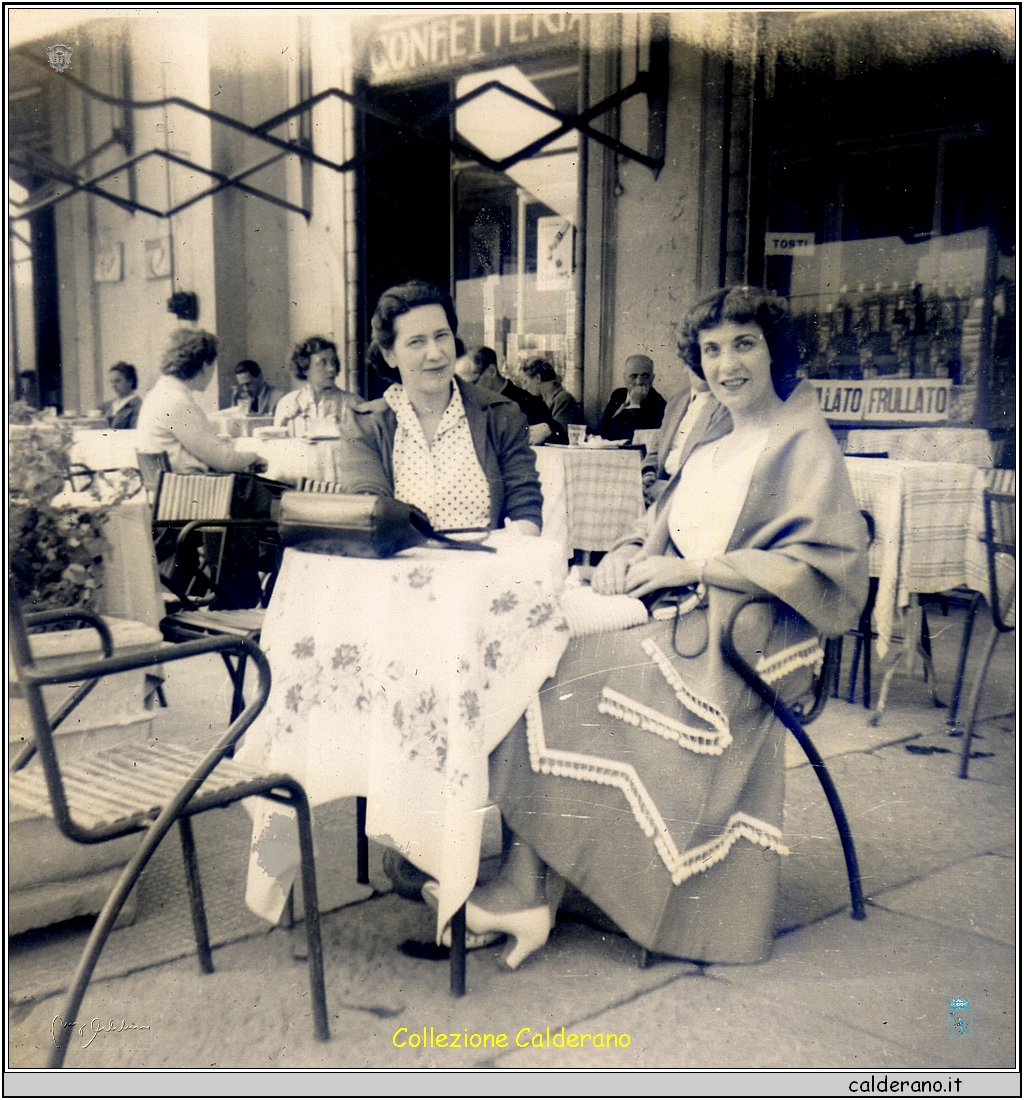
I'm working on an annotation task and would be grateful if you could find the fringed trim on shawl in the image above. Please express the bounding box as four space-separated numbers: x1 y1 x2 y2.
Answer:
525 697 787 884
755 638 825 686
640 637 730 736
598 688 730 756
665 813 789 884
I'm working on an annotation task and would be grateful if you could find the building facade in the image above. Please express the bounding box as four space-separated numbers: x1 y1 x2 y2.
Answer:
8 9 1015 442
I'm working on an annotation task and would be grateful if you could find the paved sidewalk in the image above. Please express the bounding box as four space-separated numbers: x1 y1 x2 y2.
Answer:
8 606 1017 1072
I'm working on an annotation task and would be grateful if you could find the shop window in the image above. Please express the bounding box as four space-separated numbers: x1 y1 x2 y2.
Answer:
762 52 1013 429
452 58 579 386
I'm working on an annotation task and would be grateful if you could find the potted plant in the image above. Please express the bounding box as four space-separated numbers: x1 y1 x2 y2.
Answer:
8 403 109 616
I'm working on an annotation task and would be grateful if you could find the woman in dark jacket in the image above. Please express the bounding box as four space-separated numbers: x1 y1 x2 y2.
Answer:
337 280 542 535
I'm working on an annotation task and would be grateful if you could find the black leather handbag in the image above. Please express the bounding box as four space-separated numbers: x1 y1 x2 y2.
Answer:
278 491 495 558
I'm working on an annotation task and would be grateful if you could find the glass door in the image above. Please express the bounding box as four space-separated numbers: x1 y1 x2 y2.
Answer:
452 54 580 391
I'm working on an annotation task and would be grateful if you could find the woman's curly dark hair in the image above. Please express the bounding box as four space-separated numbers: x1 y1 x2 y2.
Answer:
520 357 558 383
677 286 799 398
161 329 218 380
109 361 138 390
291 336 339 381
366 280 459 375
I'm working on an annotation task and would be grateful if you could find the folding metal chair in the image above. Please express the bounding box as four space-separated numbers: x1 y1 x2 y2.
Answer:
955 489 1016 779
137 452 280 721
8 586 329 1067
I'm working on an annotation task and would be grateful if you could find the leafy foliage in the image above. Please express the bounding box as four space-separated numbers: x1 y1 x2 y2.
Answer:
9 406 109 615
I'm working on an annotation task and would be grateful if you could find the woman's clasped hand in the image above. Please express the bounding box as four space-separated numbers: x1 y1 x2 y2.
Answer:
592 550 702 600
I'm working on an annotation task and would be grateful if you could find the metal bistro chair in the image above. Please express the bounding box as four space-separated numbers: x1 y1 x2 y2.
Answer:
836 510 880 709
721 596 866 923
8 587 329 1067
955 489 1016 779
138 452 280 723
945 472 1017 731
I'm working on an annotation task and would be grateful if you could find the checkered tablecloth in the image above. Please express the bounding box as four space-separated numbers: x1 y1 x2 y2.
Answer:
535 446 645 554
845 457 989 656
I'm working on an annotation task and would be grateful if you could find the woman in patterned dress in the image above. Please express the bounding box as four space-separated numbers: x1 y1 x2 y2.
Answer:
476 286 869 969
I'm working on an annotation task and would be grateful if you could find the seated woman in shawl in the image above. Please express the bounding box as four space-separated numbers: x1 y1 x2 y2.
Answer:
466 286 869 969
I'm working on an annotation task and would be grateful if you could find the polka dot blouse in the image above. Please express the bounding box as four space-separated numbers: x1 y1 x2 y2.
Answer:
385 383 491 531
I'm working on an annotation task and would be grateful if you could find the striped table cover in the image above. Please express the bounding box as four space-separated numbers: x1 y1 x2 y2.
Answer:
846 457 990 656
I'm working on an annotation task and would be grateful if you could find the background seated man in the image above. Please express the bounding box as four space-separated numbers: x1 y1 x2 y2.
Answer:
230 359 283 416
455 345 561 446
103 361 142 429
642 363 727 505
519 357 584 444
599 354 666 441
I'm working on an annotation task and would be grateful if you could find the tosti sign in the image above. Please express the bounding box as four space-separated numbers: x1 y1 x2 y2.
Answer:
815 379 952 423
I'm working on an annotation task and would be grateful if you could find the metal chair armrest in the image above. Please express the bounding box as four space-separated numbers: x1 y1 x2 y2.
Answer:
24 609 115 658
174 518 279 550
18 635 272 846
720 595 865 920
13 611 118 772
18 633 258 688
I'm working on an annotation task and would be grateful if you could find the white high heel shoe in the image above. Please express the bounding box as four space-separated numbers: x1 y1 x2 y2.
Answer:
421 881 503 951
465 898 551 970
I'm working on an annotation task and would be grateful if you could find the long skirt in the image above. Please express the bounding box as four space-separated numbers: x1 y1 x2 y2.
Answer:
489 588 821 964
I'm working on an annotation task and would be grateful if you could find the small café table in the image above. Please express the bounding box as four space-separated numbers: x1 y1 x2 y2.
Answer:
844 456 989 718
234 436 346 486
534 444 645 559
846 427 995 467
237 532 570 937
69 428 143 477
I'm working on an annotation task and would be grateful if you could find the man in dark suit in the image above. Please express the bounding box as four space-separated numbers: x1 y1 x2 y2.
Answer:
102 362 142 429
455 345 564 445
230 360 283 417
599 355 667 441
641 364 728 505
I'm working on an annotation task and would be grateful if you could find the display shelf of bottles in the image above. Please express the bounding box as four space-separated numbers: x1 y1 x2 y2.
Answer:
792 282 985 385
786 279 999 427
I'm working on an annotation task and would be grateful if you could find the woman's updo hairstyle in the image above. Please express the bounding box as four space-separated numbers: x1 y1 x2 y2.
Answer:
678 285 799 398
366 280 459 376
161 329 218 380
291 336 339 381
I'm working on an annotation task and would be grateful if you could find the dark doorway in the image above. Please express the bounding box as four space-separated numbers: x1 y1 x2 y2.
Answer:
359 80 452 398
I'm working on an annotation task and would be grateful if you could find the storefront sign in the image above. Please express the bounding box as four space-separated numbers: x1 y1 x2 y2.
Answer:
815 379 951 423
362 12 581 84
764 232 815 256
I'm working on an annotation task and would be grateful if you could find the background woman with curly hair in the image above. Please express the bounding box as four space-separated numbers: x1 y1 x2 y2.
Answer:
273 336 360 436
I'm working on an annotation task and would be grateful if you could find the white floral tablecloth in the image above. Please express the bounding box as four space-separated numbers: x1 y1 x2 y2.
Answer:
238 532 570 935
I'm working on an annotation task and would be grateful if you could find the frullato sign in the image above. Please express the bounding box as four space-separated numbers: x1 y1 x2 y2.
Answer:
815 379 952 424
361 12 582 84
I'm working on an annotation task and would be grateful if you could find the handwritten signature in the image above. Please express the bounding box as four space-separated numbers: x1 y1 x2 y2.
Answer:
52 1015 151 1048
